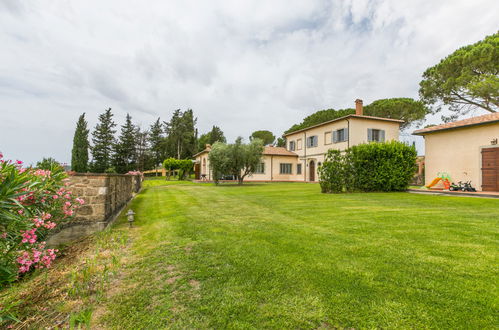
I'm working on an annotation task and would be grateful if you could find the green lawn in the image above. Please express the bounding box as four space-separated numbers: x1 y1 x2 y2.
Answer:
2 181 498 328
98 180 498 328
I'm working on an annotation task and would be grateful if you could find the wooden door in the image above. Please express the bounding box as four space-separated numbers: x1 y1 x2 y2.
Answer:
194 163 201 180
481 148 499 191
309 161 315 182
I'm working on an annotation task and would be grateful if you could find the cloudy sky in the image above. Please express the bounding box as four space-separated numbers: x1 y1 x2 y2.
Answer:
1 0 498 165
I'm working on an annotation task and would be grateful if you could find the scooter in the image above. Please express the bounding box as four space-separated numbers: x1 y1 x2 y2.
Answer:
449 181 476 192
462 181 476 192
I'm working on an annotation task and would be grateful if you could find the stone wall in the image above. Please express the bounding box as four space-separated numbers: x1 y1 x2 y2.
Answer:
47 173 142 245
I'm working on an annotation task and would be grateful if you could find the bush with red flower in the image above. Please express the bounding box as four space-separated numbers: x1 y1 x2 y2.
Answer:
0 153 83 285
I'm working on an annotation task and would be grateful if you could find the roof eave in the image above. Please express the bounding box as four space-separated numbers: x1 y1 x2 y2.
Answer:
412 119 499 136
283 115 404 137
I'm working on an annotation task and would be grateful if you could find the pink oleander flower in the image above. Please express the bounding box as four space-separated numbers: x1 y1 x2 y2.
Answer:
21 228 37 244
16 160 23 165
1 232 7 239
52 195 58 199
43 221 56 229
34 169 51 177
75 198 85 205
33 217 44 227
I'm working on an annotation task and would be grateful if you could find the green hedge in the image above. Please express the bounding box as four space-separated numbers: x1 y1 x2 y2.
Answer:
319 141 417 193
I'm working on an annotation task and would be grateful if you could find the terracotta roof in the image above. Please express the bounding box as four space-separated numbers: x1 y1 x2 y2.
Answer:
413 113 499 135
193 146 297 158
263 146 298 157
283 114 404 136
192 148 210 158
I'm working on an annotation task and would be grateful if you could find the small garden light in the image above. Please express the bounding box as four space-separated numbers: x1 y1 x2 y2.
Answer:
127 209 135 227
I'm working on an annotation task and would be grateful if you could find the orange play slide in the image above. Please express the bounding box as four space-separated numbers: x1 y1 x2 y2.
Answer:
426 177 442 188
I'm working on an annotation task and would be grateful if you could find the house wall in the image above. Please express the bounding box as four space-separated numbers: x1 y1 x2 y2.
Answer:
284 117 401 181
423 123 499 191
349 118 400 146
247 155 302 181
195 151 211 180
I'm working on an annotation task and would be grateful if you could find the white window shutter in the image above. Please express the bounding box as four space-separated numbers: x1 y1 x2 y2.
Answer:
367 128 373 142
344 128 349 142
333 131 337 143
380 130 385 142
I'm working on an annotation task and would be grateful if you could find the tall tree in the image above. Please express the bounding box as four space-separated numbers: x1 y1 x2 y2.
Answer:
250 130 275 145
148 118 165 167
285 97 431 134
364 98 430 129
135 127 150 172
36 157 65 174
276 137 286 147
71 113 90 172
91 108 116 173
164 109 197 159
419 32 498 121
113 113 137 174
285 108 355 134
198 125 226 150
208 137 264 185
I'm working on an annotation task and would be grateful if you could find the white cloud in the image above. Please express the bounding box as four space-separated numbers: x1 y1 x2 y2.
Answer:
0 0 498 163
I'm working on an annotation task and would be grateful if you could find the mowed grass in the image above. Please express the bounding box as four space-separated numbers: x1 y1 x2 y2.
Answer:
94 180 499 329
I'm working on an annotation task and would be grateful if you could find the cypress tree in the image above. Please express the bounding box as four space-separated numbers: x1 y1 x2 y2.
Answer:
113 113 137 173
71 113 89 172
148 118 165 167
91 108 116 173
134 126 150 171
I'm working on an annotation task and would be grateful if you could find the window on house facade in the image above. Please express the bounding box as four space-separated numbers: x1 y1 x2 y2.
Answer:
254 162 265 174
324 132 332 145
306 135 318 148
333 128 348 143
280 163 292 174
289 141 296 151
297 163 302 174
368 128 385 142
297 139 302 150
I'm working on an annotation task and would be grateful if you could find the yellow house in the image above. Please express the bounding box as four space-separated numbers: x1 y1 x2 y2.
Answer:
193 145 301 182
194 99 404 182
413 113 499 192
282 99 403 181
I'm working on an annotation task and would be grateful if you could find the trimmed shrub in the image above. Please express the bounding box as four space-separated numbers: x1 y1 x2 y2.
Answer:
162 158 193 180
318 150 345 193
319 141 417 193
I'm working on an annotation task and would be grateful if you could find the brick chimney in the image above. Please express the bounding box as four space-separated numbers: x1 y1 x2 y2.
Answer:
355 99 363 115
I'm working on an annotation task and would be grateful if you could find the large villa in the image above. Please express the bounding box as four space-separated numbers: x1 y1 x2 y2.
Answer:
194 99 404 182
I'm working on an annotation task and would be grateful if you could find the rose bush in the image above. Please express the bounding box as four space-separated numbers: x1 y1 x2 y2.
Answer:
0 153 83 285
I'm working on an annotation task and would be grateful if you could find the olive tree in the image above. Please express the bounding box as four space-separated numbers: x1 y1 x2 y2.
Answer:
208 138 264 185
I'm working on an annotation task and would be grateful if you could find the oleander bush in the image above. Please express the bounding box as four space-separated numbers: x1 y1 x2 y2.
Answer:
319 141 417 193
0 153 83 285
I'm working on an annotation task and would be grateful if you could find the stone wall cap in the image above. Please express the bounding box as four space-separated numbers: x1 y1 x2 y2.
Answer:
69 172 139 177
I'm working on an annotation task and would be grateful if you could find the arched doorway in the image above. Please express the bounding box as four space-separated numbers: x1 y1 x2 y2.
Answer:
309 160 315 182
